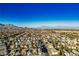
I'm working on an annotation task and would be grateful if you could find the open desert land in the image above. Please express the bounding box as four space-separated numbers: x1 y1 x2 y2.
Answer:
0 28 79 56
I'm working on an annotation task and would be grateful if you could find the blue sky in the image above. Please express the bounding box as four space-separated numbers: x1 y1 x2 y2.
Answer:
0 3 79 27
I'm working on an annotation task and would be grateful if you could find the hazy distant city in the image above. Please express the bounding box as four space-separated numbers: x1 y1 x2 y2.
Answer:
0 3 79 56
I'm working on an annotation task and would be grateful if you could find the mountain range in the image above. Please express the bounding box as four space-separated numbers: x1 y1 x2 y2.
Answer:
0 23 18 29
0 23 79 30
36 26 79 30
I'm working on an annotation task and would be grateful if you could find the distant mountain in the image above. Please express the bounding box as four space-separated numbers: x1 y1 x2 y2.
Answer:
0 23 19 29
36 26 79 30
5 24 18 28
0 23 5 27
37 26 52 29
